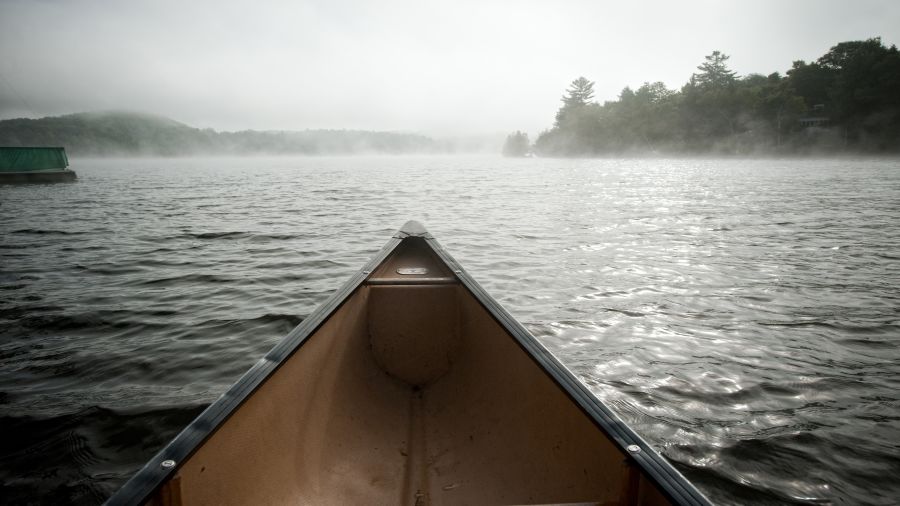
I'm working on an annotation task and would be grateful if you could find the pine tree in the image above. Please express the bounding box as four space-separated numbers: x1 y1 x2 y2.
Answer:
555 77 595 126
694 51 737 88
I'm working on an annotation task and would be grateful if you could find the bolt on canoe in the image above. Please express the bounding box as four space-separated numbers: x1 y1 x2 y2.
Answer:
107 221 711 506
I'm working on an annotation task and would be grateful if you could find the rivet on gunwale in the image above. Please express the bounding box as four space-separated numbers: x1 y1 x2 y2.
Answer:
161 460 176 468
626 445 641 453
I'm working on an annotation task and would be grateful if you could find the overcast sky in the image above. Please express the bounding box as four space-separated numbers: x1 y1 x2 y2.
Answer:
1 0 898 136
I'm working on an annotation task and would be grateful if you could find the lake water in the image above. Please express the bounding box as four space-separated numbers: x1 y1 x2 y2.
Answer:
1 156 899 505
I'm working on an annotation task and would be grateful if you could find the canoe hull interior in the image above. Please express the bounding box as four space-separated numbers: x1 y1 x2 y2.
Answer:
113 227 707 506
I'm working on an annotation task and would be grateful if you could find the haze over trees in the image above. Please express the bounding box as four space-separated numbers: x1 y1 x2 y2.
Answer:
533 38 900 156
0 112 442 156
502 131 531 157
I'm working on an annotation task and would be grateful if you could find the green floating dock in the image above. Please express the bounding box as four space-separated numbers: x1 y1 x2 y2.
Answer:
0 147 77 183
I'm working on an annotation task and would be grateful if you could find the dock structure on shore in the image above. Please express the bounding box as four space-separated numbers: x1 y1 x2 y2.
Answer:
0 147 77 183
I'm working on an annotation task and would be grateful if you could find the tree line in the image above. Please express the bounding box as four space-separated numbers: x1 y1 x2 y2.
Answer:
505 38 900 156
0 111 440 156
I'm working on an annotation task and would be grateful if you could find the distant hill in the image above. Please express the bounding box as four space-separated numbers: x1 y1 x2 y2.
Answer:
0 111 438 156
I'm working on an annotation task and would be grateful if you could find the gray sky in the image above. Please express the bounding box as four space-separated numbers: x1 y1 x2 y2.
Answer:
1 0 898 136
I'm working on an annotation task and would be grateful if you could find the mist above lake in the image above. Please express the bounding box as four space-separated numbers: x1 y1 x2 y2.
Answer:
2 0 899 139
3 1 900 504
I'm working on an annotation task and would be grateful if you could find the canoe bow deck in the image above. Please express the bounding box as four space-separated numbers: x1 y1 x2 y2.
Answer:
107 222 711 506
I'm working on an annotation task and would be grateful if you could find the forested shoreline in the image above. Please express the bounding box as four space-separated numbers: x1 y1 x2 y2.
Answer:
5 37 899 159
506 38 900 157
0 111 440 156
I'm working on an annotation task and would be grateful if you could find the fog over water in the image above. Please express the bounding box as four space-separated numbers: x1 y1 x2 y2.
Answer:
2 1 900 505
1 0 899 136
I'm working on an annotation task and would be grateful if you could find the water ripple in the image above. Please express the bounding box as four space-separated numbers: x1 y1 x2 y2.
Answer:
1 156 899 505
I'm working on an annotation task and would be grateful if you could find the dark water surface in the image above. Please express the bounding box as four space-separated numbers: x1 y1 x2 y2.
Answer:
1 156 899 505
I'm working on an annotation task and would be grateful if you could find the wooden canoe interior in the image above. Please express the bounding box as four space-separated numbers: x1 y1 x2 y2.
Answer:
146 238 671 506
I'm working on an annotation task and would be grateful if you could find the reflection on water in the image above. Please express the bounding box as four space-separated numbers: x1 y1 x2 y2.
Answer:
2 156 899 505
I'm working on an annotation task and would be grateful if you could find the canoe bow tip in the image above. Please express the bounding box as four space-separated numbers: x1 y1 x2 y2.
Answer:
397 220 429 238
